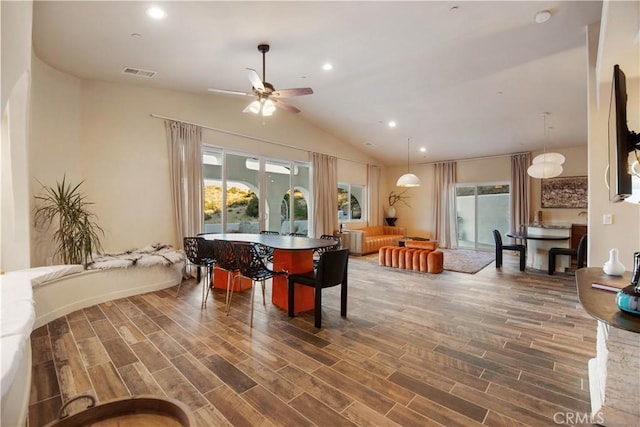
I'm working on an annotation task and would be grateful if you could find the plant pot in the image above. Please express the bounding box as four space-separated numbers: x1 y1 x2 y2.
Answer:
385 206 397 218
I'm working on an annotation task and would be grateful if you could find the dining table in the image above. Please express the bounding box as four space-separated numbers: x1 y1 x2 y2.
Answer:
201 233 337 314
506 228 570 271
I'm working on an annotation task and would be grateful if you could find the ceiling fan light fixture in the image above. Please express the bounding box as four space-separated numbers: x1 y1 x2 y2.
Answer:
247 100 262 114
262 99 276 116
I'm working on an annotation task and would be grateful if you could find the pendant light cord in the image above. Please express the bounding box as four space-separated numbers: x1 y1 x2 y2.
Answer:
407 138 410 173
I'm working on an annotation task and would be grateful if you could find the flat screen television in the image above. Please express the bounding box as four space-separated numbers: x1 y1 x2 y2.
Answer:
608 64 640 202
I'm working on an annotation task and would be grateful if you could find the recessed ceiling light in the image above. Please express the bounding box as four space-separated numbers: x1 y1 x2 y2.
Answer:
534 10 551 24
419 147 427 152
146 7 167 20
388 121 397 128
322 63 333 71
450 6 459 12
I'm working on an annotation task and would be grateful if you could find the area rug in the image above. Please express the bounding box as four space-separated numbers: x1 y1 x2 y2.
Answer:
440 248 495 274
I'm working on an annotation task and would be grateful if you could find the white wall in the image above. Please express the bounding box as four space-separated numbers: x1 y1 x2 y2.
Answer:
586 0 640 268
1 1 33 272
1 0 33 113
28 57 379 265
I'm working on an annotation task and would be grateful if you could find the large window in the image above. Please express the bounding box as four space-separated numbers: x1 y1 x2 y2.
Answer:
203 148 309 234
337 183 363 221
456 183 510 249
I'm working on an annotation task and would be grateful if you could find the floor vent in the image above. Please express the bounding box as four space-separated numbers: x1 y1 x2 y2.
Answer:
121 67 156 78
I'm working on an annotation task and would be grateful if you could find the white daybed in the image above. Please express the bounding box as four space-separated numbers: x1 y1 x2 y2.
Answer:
0 245 184 426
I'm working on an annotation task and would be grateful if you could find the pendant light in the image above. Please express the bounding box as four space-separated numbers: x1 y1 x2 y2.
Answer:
396 138 421 187
528 113 563 179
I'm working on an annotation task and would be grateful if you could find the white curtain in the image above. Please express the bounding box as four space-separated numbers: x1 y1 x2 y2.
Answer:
165 120 203 244
312 152 338 237
510 153 531 238
367 164 381 226
433 161 458 249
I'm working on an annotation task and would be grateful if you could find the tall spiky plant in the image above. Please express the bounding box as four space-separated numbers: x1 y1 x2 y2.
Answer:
34 176 103 266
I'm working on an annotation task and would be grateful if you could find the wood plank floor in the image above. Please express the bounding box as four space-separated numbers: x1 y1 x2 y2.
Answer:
28 253 597 426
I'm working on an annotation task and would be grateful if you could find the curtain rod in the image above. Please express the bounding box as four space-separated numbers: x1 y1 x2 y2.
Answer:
150 113 376 166
418 150 531 166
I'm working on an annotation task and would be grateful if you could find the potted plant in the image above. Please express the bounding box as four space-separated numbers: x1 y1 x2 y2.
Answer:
34 176 104 267
386 190 410 218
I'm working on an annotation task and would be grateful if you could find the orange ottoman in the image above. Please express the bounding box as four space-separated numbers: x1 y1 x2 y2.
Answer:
378 246 443 274
427 250 444 274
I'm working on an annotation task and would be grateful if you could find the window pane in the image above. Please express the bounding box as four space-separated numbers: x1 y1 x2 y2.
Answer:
456 186 476 249
227 154 259 233
456 183 510 249
203 150 223 233
350 185 363 220
265 159 291 233
338 184 349 220
293 163 309 235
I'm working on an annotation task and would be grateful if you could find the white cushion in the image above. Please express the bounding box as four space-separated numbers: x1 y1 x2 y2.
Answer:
8 264 84 287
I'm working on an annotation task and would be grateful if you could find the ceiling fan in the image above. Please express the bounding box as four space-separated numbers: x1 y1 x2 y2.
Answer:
208 44 313 116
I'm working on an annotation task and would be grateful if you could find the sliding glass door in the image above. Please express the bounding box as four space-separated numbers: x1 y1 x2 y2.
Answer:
456 183 510 250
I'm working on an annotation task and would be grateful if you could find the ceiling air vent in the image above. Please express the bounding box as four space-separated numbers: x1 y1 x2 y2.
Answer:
121 67 156 78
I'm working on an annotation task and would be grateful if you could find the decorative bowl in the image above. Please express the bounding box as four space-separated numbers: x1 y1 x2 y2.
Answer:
616 285 640 316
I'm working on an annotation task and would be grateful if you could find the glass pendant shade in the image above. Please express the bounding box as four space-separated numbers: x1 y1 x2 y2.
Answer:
397 138 421 187
528 113 563 179
396 173 421 187
533 152 565 165
527 161 563 179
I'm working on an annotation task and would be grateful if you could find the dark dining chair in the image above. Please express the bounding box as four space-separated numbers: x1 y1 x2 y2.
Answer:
288 248 349 328
493 229 526 271
182 237 216 307
257 230 278 263
212 239 239 312
548 233 587 275
313 234 341 267
231 242 288 327
288 232 307 237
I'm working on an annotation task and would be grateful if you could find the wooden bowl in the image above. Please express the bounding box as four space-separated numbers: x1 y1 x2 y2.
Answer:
43 395 195 427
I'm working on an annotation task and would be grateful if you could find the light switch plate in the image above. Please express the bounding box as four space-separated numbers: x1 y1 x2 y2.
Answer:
603 214 613 225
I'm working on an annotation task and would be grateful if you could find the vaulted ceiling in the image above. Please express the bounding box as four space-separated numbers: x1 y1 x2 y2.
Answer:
32 1 605 165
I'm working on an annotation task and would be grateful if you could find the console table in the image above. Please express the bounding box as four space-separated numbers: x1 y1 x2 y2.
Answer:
575 268 640 426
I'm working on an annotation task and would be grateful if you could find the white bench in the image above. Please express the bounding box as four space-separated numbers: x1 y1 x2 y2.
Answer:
0 256 184 426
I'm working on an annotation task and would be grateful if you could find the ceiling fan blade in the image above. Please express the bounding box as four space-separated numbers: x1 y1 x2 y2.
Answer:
207 88 252 96
246 68 265 92
272 87 314 98
273 98 301 114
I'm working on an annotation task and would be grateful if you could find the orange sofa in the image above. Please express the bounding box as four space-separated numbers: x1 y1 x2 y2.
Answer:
378 240 444 273
347 225 406 255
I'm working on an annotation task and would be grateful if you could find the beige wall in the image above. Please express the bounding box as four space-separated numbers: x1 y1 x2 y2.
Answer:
28 56 378 265
529 145 589 226
383 150 589 240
